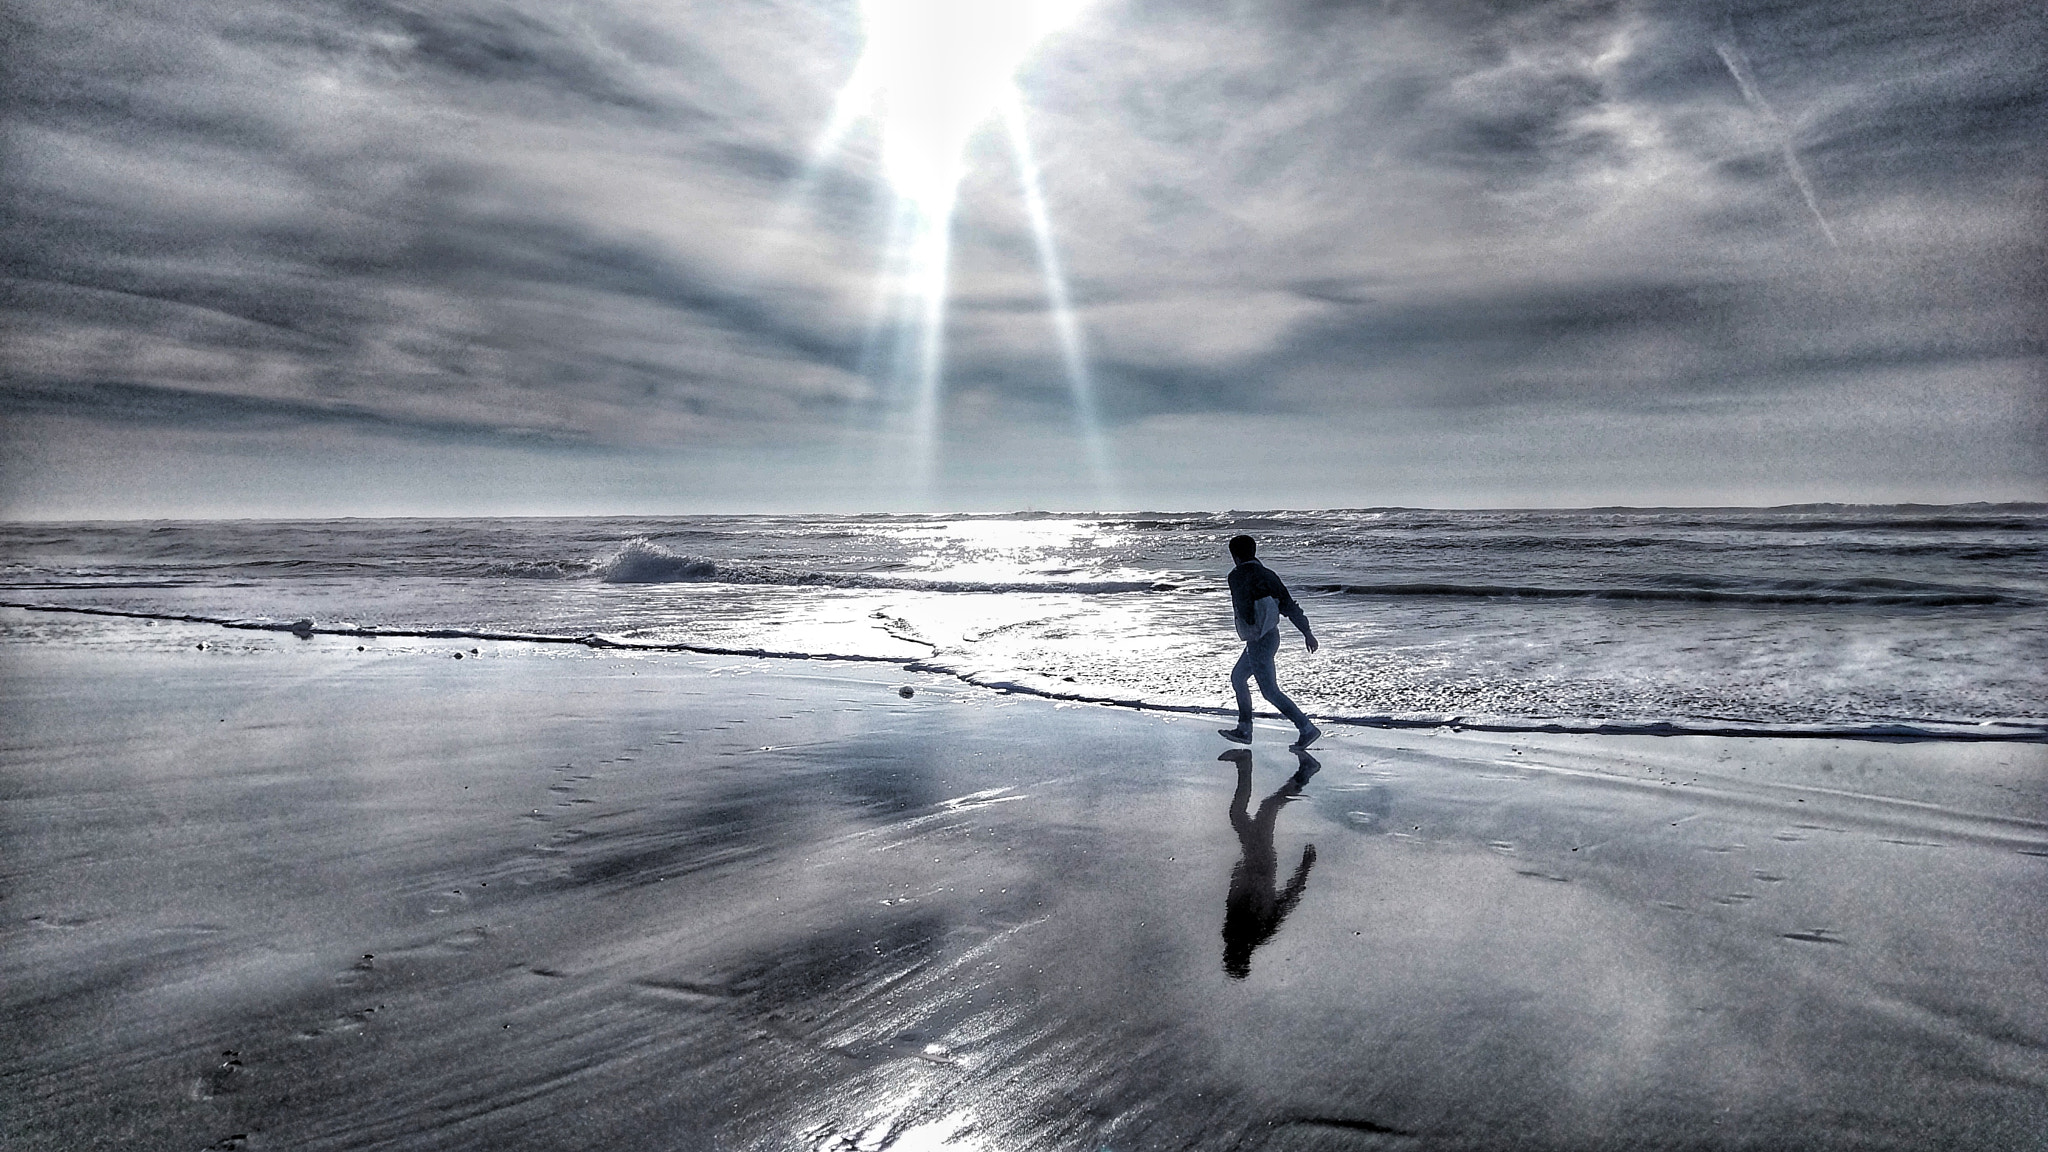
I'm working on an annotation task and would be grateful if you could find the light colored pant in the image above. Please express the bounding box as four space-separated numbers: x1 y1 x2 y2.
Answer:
1231 629 1310 730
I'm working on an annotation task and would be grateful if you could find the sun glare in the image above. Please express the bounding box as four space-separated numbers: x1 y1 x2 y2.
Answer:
860 0 1081 204
785 0 1110 508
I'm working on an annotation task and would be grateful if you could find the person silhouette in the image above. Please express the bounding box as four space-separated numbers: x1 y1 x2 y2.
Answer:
1220 748 1319 979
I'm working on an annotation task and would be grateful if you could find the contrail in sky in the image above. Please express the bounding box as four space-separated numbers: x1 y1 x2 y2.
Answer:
1714 31 1840 249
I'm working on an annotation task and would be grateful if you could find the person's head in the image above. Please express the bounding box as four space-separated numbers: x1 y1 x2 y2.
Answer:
1228 534 1257 563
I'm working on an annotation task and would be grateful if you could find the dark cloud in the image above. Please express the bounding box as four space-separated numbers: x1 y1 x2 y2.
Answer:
0 375 595 445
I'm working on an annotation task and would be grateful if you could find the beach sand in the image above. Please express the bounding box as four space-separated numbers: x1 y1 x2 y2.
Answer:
4 608 2046 1151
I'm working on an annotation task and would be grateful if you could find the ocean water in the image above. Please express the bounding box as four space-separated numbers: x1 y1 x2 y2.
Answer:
3 506 2044 739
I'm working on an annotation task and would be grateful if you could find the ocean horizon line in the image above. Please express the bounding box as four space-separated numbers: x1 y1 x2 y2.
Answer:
5 500 2046 525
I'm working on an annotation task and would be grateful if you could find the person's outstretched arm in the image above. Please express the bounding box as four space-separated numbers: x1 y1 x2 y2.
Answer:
1283 602 1317 651
1268 571 1319 652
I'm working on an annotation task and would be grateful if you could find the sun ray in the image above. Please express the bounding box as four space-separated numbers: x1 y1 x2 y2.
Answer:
906 190 959 501
789 1 1103 509
1002 91 1116 506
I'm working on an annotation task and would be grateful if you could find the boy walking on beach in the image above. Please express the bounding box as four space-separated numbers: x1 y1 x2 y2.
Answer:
1220 534 1321 749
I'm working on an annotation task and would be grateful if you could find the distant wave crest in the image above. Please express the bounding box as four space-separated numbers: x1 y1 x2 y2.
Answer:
480 559 593 580
594 539 739 583
1311 581 2021 608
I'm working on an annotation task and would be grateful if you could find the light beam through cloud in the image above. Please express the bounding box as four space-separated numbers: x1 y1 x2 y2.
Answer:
781 0 1109 506
1003 93 1116 506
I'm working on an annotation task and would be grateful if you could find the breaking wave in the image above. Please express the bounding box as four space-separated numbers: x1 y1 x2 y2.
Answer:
593 538 1171 594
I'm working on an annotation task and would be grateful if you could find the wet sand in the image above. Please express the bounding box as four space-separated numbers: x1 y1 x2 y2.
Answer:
4 610 2047 1151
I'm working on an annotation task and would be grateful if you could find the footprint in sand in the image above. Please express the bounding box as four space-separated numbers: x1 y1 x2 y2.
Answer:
295 1005 384 1041
425 888 470 916
539 828 591 853
1781 928 1846 945
547 766 603 809
433 925 490 953
333 953 376 988
189 1050 246 1100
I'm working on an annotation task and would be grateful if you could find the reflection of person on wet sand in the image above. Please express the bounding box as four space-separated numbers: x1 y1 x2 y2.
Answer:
1221 748 1319 980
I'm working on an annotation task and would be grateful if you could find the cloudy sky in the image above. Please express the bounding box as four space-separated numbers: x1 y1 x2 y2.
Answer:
3 0 2041 516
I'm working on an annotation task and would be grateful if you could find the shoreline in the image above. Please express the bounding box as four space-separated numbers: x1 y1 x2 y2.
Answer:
5 599 2043 745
